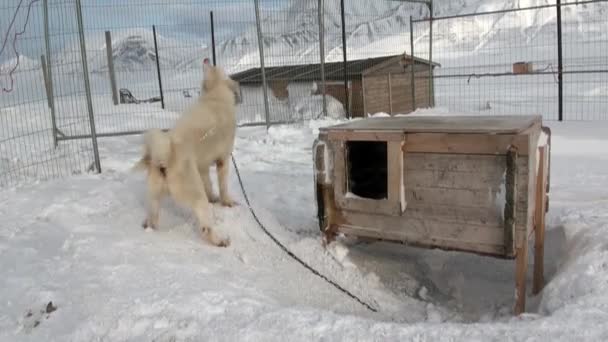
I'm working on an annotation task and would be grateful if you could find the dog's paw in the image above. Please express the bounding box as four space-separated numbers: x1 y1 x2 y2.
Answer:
142 219 156 230
217 238 231 248
220 198 237 207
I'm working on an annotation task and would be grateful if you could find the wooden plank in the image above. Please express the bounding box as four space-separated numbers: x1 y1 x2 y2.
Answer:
404 203 503 226
405 153 507 173
320 115 542 134
362 77 367 116
327 130 404 142
404 170 504 191
504 147 518 256
405 133 530 155
388 73 393 115
339 226 505 256
533 146 548 295
514 240 529 315
404 187 501 208
340 211 505 251
387 141 403 207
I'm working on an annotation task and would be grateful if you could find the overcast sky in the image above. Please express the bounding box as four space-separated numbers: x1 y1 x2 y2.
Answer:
0 0 284 63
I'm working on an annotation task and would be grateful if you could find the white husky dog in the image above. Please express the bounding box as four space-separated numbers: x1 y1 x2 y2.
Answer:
133 61 240 247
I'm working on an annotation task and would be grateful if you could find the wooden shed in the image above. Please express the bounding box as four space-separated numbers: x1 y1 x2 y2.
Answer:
313 115 552 315
230 53 439 118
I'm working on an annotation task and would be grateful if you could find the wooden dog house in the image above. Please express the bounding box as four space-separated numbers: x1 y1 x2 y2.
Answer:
313 115 551 315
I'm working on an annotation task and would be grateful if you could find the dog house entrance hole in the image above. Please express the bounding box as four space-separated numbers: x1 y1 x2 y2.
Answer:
346 141 388 200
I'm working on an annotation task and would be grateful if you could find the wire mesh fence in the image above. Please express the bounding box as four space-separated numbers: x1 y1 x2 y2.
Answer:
1 0 608 188
0 0 98 188
411 0 608 121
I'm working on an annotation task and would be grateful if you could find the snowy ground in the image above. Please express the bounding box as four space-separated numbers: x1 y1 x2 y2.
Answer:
1 108 608 341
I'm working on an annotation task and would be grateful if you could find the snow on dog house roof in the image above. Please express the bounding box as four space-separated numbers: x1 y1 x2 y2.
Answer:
229 53 440 84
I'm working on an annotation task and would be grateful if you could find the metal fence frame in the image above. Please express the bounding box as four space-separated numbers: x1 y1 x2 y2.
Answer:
410 0 608 122
2 0 608 188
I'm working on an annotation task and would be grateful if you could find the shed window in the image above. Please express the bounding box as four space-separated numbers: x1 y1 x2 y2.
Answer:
346 141 388 200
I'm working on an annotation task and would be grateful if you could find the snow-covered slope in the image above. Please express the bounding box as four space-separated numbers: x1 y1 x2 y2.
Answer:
216 0 608 72
43 0 607 76
52 28 206 75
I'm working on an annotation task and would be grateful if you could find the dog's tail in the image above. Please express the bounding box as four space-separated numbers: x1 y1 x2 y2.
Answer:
132 128 173 173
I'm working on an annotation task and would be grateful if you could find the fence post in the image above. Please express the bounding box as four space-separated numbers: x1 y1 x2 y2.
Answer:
556 0 563 121
43 0 58 148
152 25 165 110
409 15 416 111
340 0 349 119
254 0 271 129
428 0 434 107
40 55 52 109
75 0 101 173
210 11 217 66
318 0 327 117
105 31 119 105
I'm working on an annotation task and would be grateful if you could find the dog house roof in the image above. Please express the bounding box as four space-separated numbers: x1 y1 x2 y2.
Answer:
319 115 542 134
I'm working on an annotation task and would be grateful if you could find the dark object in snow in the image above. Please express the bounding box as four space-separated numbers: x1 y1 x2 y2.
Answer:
45 301 57 314
119 88 162 105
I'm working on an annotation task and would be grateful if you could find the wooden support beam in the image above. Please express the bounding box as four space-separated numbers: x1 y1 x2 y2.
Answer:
388 73 393 115
514 238 529 315
504 146 518 256
533 146 548 294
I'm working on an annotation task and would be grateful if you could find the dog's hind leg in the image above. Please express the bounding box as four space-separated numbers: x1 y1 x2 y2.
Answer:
143 171 164 230
216 156 236 207
199 166 219 203
170 166 229 247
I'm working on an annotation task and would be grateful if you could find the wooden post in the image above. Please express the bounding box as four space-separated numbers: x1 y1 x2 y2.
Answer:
504 147 518 256
514 238 529 315
533 146 548 294
105 31 119 105
388 73 393 115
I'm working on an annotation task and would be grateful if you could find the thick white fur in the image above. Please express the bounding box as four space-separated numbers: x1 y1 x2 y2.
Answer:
133 63 240 247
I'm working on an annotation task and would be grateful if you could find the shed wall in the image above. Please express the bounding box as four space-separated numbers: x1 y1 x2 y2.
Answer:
363 69 432 115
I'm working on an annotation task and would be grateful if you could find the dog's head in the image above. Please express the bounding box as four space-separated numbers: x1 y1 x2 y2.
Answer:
202 60 242 104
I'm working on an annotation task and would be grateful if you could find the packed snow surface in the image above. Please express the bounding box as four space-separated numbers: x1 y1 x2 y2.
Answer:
1 108 608 341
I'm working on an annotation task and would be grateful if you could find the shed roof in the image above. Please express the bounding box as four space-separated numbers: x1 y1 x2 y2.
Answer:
230 53 439 84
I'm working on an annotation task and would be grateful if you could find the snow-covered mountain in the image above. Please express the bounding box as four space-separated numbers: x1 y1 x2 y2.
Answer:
51 0 608 75
52 28 206 75
216 0 608 72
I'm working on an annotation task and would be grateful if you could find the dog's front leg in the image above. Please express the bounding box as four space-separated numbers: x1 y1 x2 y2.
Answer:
216 157 236 207
193 199 230 247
